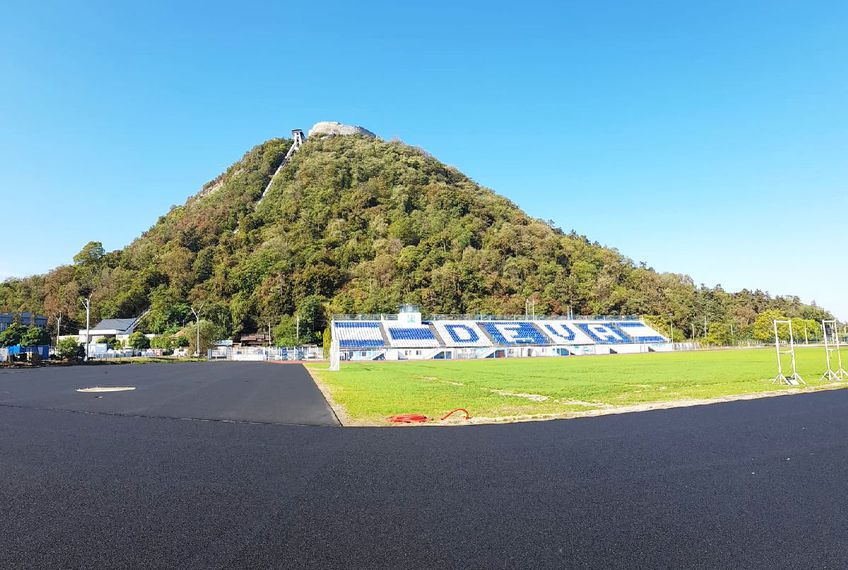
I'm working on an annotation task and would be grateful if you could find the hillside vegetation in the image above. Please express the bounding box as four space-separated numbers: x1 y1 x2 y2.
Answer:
0 132 831 344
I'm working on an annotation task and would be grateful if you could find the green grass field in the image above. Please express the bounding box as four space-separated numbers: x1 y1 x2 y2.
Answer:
308 347 847 425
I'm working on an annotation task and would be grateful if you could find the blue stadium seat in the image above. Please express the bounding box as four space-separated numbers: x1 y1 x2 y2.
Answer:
477 322 550 346
574 323 629 344
335 321 386 348
388 327 436 340
614 322 666 343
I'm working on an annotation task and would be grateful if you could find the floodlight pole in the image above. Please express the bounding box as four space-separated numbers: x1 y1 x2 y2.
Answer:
190 303 204 358
80 297 91 362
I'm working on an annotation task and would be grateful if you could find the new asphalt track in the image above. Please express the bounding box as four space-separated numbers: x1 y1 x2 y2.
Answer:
2 363 848 568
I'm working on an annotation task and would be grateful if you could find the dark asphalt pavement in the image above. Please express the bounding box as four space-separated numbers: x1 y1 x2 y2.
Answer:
2 364 848 568
0 362 339 426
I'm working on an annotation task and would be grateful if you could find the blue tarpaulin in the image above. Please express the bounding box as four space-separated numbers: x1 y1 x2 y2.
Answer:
6 345 49 358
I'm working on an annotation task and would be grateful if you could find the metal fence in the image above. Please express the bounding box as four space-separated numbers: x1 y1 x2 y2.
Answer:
331 313 645 322
208 346 324 362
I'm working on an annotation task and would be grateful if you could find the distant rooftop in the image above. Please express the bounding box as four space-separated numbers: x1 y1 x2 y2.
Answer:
93 318 139 331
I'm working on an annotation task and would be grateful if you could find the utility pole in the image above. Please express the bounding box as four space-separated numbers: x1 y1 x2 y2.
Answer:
703 316 708 337
55 314 62 347
190 303 204 358
668 315 674 344
80 297 91 362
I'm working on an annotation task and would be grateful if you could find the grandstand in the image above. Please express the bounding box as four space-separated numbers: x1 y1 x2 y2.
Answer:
332 305 671 361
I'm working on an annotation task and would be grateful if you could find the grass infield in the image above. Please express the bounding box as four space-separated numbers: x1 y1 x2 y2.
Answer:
308 346 847 425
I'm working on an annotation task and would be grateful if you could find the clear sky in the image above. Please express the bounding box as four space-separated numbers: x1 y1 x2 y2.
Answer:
1 1 846 318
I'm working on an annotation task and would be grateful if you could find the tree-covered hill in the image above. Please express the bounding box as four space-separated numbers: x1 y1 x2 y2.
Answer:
0 130 832 345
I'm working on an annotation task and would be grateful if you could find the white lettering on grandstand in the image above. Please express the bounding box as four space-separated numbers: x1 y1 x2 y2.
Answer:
588 324 624 341
494 323 523 343
544 323 575 341
447 325 476 342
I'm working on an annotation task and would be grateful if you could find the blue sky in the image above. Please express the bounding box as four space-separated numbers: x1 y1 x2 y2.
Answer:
1 1 846 318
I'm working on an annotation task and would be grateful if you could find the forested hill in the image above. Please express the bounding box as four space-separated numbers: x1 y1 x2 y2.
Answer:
0 129 832 345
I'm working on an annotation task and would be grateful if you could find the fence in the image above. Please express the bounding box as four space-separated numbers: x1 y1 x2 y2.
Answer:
208 346 324 362
332 313 644 322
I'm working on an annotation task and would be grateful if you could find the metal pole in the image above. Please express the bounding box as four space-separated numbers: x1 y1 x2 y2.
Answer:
788 320 799 380
56 315 62 347
81 297 91 362
190 303 204 358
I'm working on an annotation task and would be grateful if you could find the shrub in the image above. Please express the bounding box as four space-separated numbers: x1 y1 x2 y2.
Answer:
57 338 83 361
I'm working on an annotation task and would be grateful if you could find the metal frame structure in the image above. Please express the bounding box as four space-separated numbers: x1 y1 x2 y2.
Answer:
771 319 805 385
820 319 846 382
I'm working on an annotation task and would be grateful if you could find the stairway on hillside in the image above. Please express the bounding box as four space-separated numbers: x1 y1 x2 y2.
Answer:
256 128 304 206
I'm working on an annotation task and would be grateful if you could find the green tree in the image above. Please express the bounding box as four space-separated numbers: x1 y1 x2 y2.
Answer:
73 241 106 266
323 326 331 358
150 335 174 350
296 295 326 344
127 331 150 349
21 326 51 347
0 322 26 347
56 337 83 360
183 320 224 356
272 315 299 347
752 310 787 342
703 323 733 346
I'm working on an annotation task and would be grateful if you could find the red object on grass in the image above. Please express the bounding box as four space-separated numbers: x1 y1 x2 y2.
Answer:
388 413 429 423
440 408 471 421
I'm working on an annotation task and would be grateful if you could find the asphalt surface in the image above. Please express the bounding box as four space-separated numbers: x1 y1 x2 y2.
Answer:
3 364 848 568
0 362 339 426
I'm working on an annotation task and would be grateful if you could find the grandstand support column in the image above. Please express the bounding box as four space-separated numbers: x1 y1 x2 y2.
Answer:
329 322 340 371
